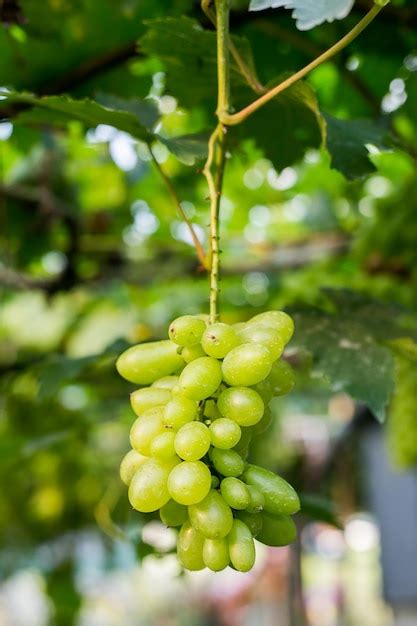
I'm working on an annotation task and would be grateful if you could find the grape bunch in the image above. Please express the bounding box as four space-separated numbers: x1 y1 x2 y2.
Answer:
387 356 417 469
116 310 300 572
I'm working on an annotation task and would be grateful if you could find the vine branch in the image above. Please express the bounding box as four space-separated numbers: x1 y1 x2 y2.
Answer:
220 3 385 126
148 145 208 269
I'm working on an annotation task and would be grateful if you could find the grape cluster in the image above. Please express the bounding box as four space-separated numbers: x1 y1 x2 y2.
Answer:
116 310 299 572
387 356 417 469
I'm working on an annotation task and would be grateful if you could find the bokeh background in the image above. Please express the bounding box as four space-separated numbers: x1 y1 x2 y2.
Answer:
1 1 417 625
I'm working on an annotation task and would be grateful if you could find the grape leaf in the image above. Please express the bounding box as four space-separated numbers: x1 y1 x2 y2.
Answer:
157 132 209 164
249 0 355 31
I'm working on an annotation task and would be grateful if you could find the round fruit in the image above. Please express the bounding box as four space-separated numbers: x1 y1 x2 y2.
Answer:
130 387 172 416
163 395 198 430
168 461 211 505
174 422 211 461
130 410 165 456
117 340 183 385
222 344 272 387
203 538 229 571
269 360 296 396
128 458 177 512
209 418 241 449
181 344 206 363
151 376 180 390
236 324 284 360
217 386 264 427
248 311 294 345
228 519 255 572
201 323 239 359
242 464 300 515
188 489 233 539
169 315 206 347
210 448 245 478
177 521 205 570
160 499 188 527
220 477 250 510
150 430 177 460
119 449 148 485
179 357 222 401
257 512 297 547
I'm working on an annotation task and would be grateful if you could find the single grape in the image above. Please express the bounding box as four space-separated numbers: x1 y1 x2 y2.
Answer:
150 430 177 460
222 344 272 387
236 324 284 361
204 399 222 421
242 464 300 515
169 315 206 347
257 512 297 547
245 484 265 513
201 323 239 359
235 510 263 537
228 519 256 572
211 475 220 489
160 499 188 527
181 344 206 363
128 458 178 512
210 447 245 477
130 410 166 456
203 538 229 571
151 376 180 390
189 489 233 539
168 461 211 505
177 521 205 571
253 378 273 404
130 387 172 416
251 407 273 436
247 311 294 345
174 422 211 461
179 357 222 401
220 477 250 510
119 449 148 485
117 340 184 385
163 395 198 430
217 386 264 427
209 418 241 449
269 360 296 396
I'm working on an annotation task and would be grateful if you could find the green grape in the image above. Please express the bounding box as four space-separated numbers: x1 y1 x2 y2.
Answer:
174 422 211 461
251 407 273 436
242 464 300 515
117 340 184 385
130 387 172 416
128 458 178 512
253 379 273 404
247 311 294 345
169 315 206 347
177 521 205 571
203 538 229 571
179 356 222 401
211 475 220 489
151 376 180 390
235 510 263 537
119 449 148 485
160 499 188 527
233 427 252 454
228 519 256 572
189 489 233 539
168 460 211 505
222 344 272 387
211 447 245 477
210 418 241 449
269 360 296 396
220 477 250 510
245 485 265 513
236 324 284 361
217 386 264 427
387 356 417 468
150 430 177 460
163 395 198 430
204 399 222 420
201 323 239 359
130 410 166 456
182 344 206 363
257 512 297 547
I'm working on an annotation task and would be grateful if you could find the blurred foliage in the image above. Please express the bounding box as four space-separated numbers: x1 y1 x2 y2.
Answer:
1 0 417 618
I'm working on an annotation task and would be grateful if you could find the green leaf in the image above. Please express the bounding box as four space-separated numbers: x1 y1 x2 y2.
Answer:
157 132 209 165
325 115 388 179
300 493 343 529
248 0 355 31
95 94 160 130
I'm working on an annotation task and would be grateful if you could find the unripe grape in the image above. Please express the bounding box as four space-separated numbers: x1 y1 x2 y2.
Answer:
269 359 296 396
251 407 273 435
236 324 284 361
222 344 272 387
211 475 220 489
204 399 222 420
228 519 256 572
257 512 297 547
217 386 264 427
211 447 245 477
128 458 177 512
245 484 265 513
117 340 183 385
179 357 222 401
151 376 180 390
163 395 198 430
168 461 211 505
160 499 188 527
242 464 300 515
174 422 211 461
248 311 294 345
119 449 148 485
130 387 172 416
220 477 250 510
150 430 177 460
188 489 233 539
201 323 239 359
169 315 206 347
209 418 241 449
130 410 165 456
177 521 205 571
203 538 229 571
235 510 263 537
181 344 206 363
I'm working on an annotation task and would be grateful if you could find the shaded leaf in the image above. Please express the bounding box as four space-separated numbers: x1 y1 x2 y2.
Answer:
249 0 355 31
157 132 209 164
300 493 343 529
